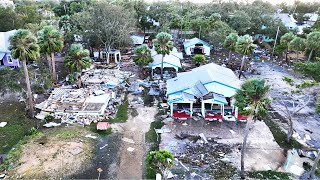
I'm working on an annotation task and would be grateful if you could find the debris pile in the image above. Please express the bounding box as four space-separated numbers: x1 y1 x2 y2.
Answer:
177 138 232 167
35 67 134 126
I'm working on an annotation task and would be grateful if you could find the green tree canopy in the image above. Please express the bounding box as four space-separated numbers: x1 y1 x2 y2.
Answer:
64 44 91 73
37 26 64 54
224 33 239 52
236 35 256 56
234 79 271 117
133 44 152 67
306 31 320 61
289 37 306 60
228 11 252 35
147 150 174 177
9 30 40 61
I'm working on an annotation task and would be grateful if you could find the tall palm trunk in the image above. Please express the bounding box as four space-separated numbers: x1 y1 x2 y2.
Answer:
51 52 56 82
47 54 52 74
285 46 288 63
308 49 314 61
239 56 245 79
296 52 299 61
161 54 164 80
228 51 232 61
22 60 34 118
240 120 251 179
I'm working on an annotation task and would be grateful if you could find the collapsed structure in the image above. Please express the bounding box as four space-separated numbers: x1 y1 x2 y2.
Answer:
35 67 132 125
166 63 247 121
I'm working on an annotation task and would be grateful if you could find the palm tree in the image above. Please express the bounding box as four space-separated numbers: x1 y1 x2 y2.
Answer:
64 44 92 73
280 32 296 63
37 26 64 82
134 44 152 76
224 33 239 61
9 29 40 118
234 79 271 179
153 32 174 80
235 35 256 79
289 37 306 61
306 31 320 61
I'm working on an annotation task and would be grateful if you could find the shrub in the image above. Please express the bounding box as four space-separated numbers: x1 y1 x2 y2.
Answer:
193 54 206 63
294 61 320 81
296 81 319 89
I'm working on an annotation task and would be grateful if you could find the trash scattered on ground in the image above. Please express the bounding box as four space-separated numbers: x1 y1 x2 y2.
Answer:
69 146 83 156
0 122 7 128
0 174 6 179
99 144 108 150
122 137 135 144
85 134 98 139
127 147 135 152
43 122 61 128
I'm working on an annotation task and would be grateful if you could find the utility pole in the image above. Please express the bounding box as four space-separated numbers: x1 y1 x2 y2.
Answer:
271 26 280 61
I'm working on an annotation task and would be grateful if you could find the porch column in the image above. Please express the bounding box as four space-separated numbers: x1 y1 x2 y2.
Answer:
170 103 173 117
235 106 238 118
222 104 225 115
190 102 193 117
201 100 205 117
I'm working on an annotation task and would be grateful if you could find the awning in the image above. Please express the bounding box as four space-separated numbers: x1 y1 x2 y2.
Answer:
0 52 6 59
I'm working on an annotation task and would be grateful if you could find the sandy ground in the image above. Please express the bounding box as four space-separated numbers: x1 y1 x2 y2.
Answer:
160 119 285 173
7 127 95 179
249 61 320 148
115 94 157 179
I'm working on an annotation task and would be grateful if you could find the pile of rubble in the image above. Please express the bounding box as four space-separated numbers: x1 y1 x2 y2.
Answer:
177 137 232 167
35 67 134 126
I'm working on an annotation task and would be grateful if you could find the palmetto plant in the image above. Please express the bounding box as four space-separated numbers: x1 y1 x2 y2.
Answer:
37 26 64 82
134 44 152 67
9 29 40 117
234 79 271 179
154 32 173 80
224 33 239 61
64 43 91 73
235 35 256 79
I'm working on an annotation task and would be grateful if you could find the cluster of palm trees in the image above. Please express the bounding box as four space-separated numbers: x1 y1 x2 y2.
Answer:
9 27 91 118
224 33 257 79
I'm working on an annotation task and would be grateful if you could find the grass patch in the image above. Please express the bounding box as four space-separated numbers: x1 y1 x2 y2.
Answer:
282 76 294 86
316 93 320 113
108 96 128 123
296 81 319 89
264 118 303 149
248 170 290 179
55 130 81 139
145 120 164 144
0 101 35 154
131 108 139 118
145 120 164 179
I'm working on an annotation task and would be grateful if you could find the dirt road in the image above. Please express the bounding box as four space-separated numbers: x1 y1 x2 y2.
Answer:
116 94 157 179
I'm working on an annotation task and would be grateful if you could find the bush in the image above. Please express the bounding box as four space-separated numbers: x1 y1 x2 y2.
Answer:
248 171 290 179
294 61 320 81
193 54 206 63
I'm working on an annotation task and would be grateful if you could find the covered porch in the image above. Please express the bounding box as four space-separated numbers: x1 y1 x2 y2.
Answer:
168 92 195 120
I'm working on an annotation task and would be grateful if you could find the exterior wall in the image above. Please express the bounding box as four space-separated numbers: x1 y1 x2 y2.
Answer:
1 53 20 67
